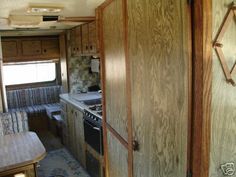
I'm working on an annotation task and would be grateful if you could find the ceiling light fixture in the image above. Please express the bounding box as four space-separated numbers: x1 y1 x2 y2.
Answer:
28 6 63 13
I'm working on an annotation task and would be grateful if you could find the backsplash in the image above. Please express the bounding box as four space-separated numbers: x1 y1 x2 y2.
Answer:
68 55 100 93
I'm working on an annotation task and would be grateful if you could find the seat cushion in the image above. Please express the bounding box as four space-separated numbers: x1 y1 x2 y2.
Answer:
8 103 61 117
0 111 29 135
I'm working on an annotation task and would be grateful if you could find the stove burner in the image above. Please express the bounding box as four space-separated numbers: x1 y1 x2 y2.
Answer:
89 104 102 111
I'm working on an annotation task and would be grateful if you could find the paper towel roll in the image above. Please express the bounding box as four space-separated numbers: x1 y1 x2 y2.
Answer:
91 59 100 73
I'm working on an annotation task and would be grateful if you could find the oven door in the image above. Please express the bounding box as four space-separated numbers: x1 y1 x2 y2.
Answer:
84 119 103 154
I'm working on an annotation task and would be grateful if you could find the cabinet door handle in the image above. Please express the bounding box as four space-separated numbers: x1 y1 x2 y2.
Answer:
93 127 100 131
44 49 47 53
133 140 140 151
86 45 88 50
90 45 93 50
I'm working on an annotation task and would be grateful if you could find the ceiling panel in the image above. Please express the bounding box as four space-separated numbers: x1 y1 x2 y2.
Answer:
0 0 105 35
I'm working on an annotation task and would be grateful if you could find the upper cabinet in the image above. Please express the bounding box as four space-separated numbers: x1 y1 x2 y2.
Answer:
70 21 98 57
2 36 60 63
1 40 19 59
22 40 42 56
42 38 60 58
82 23 90 54
88 21 97 54
71 27 82 57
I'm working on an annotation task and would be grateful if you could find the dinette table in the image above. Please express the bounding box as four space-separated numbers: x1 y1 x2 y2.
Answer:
0 132 46 177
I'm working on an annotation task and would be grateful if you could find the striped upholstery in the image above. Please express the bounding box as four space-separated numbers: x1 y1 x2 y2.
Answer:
7 85 62 109
7 86 62 115
0 111 29 136
9 103 61 116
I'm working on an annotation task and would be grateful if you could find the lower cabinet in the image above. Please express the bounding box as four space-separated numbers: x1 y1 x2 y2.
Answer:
74 109 86 167
62 101 86 168
67 105 76 156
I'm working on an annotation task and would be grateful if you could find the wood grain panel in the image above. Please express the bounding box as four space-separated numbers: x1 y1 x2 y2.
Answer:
128 0 190 177
42 38 59 58
59 33 69 93
107 130 128 177
74 109 86 168
103 0 128 141
191 0 212 177
210 0 236 176
22 40 42 56
2 36 60 62
67 104 76 156
75 26 82 55
1 40 18 58
89 21 97 53
82 24 89 54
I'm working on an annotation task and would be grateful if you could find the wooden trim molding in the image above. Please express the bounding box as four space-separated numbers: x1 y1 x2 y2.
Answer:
99 0 133 177
191 0 212 177
98 2 109 177
122 1 133 177
58 16 95 22
106 123 128 149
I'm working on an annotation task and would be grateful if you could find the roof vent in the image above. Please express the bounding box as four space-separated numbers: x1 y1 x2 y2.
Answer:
43 16 59 22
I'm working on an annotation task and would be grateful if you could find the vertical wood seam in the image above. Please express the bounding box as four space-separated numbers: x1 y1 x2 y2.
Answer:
191 0 212 177
99 3 110 177
122 0 133 177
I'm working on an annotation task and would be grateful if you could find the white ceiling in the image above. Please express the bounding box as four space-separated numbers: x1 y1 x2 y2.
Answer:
0 0 105 36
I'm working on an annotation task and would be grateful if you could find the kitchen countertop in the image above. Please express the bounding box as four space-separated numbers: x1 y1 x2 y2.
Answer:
60 92 102 113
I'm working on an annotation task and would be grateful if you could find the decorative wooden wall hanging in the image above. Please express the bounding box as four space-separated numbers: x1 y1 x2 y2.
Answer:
213 2 236 86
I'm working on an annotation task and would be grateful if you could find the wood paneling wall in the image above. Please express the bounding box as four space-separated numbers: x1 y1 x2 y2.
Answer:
128 0 190 177
100 0 191 177
107 131 128 177
210 0 236 176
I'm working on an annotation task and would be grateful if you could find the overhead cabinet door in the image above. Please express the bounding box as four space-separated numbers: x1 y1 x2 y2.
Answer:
82 24 90 54
88 21 97 54
1 40 18 58
41 39 60 58
22 40 42 56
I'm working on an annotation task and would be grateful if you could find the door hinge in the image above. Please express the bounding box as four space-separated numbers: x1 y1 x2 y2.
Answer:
187 170 192 177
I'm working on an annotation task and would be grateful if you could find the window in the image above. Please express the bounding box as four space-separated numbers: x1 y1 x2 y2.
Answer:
3 62 56 85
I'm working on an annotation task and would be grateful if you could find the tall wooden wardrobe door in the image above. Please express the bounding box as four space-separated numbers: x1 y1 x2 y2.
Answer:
128 0 191 177
101 0 129 177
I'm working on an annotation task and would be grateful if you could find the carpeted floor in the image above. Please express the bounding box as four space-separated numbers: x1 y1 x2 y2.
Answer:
37 148 90 177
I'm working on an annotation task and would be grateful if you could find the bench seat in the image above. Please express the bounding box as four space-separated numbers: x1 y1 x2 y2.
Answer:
8 103 61 116
7 86 62 116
